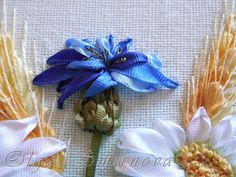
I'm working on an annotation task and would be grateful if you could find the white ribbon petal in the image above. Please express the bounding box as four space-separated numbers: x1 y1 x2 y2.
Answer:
224 116 236 136
153 120 186 151
186 107 211 143
115 157 185 177
210 118 233 149
17 137 66 165
232 119 236 136
0 166 61 177
220 137 236 157
227 152 236 166
0 117 37 163
0 117 66 177
118 128 173 157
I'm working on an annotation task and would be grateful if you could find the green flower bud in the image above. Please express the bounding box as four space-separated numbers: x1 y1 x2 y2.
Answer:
73 88 122 135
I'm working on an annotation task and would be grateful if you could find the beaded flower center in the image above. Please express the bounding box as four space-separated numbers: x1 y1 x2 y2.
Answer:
175 143 233 177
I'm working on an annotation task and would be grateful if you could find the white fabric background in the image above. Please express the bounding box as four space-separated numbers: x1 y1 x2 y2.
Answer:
0 0 228 176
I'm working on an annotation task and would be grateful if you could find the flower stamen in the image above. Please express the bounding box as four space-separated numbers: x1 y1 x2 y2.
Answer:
176 143 233 177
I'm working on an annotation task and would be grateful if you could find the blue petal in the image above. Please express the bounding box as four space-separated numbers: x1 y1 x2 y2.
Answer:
85 71 118 97
57 78 73 92
110 63 178 89
65 38 102 59
106 34 114 50
82 38 92 43
67 59 106 70
47 49 85 65
111 72 157 92
58 70 102 108
147 54 162 69
96 37 114 60
113 38 132 55
110 52 147 69
33 65 79 85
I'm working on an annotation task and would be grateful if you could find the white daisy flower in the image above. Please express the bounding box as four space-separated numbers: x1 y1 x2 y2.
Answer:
0 116 66 177
115 107 236 177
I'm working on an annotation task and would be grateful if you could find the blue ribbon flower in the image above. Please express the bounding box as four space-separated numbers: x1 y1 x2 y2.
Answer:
33 35 179 109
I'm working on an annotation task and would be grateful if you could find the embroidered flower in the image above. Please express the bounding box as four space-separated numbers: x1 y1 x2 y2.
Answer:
115 107 236 177
0 116 66 177
33 35 178 108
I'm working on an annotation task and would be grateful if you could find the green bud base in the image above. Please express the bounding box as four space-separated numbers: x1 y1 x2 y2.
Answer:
74 88 122 135
74 88 122 177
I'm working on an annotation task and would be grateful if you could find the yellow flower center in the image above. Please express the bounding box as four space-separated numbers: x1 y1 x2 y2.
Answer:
175 143 234 177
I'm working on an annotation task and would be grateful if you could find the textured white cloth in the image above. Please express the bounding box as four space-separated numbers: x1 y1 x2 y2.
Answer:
0 0 230 176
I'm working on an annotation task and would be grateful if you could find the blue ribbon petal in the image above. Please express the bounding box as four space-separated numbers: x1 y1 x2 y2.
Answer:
81 38 92 43
33 65 79 85
146 54 162 69
85 71 118 97
110 52 148 69
58 70 102 108
47 49 85 65
65 38 102 59
96 37 114 61
111 72 157 92
67 59 106 70
57 78 73 92
106 34 114 51
111 63 179 89
112 38 132 55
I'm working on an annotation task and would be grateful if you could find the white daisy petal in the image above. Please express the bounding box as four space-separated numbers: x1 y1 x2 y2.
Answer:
115 156 185 177
0 166 61 177
230 119 236 136
153 120 186 151
0 116 37 163
186 107 211 143
219 137 236 157
227 152 236 166
220 116 236 135
17 137 67 165
118 128 173 157
210 118 233 149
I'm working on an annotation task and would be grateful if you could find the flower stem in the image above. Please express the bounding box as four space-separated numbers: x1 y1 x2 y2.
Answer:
86 131 103 177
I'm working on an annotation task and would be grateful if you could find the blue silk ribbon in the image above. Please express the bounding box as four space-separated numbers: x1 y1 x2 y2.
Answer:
33 35 179 108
